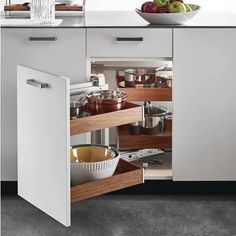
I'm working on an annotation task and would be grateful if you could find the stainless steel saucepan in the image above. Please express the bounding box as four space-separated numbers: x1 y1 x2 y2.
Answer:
139 101 172 135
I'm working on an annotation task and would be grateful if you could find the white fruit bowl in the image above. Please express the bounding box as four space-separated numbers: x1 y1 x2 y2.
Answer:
70 144 120 186
135 4 201 25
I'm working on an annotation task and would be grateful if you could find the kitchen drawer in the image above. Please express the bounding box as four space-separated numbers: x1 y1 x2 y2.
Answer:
2 28 86 84
17 65 144 227
87 28 172 58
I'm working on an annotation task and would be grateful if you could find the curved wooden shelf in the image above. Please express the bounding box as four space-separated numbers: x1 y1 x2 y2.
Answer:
71 159 143 203
70 102 143 136
117 120 172 149
116 76 172 101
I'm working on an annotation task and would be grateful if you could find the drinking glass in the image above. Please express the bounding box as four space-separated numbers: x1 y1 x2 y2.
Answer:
31 0 55 24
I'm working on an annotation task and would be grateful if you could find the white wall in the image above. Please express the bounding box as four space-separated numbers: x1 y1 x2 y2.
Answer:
85 0 236 12
2 0 236 12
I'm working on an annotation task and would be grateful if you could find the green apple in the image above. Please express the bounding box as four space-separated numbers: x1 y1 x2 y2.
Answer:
154 0 169 7
169 1 186 13
185 3 192 12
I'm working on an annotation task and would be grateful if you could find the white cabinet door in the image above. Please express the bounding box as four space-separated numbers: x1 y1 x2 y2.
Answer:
173 29 236 180
1 28 86 180
17 65 70 226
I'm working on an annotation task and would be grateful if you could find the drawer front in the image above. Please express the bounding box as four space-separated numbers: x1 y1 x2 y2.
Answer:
87 28 172 58
2 28 86 84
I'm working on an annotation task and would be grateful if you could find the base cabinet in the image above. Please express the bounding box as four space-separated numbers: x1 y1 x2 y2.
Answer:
4 26 236 227
173 28 236 180
1 28 86 181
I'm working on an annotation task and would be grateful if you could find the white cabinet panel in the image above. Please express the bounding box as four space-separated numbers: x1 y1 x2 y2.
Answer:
173 29 236 180
1 28 86 180
17 65 70 226
87 28 172 58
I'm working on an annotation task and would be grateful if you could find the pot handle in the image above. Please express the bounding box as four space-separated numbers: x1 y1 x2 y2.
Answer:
165 112 173 120
155 64 168 72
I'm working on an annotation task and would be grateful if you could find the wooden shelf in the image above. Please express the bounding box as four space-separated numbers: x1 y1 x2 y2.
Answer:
4 4 83 12
71 159 143 203
116 76 172 101
70 102 143 136
117 120 172 149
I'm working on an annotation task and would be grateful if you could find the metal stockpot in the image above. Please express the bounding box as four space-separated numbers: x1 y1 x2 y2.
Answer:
139 101 172 135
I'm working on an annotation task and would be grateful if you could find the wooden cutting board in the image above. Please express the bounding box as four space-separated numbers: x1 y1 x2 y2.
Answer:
4 4 83 11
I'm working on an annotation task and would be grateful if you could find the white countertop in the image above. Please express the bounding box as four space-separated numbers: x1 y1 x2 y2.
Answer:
1 10 236 28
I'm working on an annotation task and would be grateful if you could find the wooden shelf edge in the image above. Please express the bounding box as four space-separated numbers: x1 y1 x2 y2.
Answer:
116 76 172 101
117 121 172 149
4 5 83 11
70 102 143 136
71 159 144 203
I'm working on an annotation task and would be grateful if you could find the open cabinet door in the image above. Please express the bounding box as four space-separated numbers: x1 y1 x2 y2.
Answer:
17 65 70 226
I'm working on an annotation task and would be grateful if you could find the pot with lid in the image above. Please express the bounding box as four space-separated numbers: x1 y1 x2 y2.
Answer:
139 101 172 135
87 90 127 114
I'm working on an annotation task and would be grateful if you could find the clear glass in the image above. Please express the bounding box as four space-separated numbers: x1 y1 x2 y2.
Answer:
31 0 55 24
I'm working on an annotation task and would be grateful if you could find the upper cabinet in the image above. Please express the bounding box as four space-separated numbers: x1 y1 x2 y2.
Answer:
173 28 236 181
87 28 172 58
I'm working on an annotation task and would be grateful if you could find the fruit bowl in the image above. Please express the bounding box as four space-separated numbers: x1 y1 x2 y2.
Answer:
136 4 201 25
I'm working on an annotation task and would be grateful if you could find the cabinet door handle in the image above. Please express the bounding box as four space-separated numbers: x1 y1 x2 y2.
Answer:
26 79 49 89
115 37 143 42
29 37 57 41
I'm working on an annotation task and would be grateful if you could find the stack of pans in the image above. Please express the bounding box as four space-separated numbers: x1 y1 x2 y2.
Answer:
70 90 128 119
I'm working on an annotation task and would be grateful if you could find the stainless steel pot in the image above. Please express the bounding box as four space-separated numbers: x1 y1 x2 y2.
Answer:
70 92 87 120
139 101 172 135
87 90 127 114
124 65 168 87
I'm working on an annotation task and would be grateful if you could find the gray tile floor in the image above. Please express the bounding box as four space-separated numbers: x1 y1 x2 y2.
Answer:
2 194 236 236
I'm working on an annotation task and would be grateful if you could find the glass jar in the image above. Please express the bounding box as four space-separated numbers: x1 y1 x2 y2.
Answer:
31 0 55 24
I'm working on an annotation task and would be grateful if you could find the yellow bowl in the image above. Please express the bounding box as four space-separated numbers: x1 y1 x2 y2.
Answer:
70 145 116 163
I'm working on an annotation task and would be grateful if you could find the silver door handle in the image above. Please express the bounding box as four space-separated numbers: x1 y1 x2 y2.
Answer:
115 37 143 42
29 37 57 41
26 79 49 88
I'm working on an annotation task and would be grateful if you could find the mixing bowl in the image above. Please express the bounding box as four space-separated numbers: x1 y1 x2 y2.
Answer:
70 144 120 185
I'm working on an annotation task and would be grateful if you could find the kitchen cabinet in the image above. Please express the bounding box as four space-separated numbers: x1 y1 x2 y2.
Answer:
17 65 144 226
1 28 86 180
2 22 236 226
173 28 236 180
87 28 172 58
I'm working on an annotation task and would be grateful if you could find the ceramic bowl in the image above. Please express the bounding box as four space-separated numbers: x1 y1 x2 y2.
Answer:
135 4 201 25
70 144 120 185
